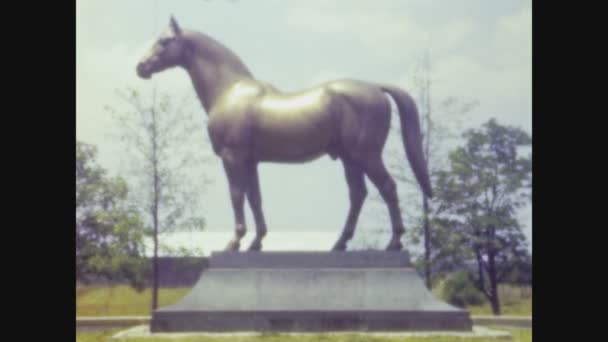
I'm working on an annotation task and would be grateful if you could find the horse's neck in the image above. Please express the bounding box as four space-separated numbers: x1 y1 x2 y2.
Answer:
186 59 250 114
184 32 255 114
187 60 283 114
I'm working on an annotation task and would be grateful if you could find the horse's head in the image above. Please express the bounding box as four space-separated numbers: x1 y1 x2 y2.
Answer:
136 16 189 79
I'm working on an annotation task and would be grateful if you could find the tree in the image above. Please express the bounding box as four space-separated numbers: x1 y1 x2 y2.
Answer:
76 140 146 289
433 119 532 315
107 86 211 311
379 52 478 288
501 253 532 287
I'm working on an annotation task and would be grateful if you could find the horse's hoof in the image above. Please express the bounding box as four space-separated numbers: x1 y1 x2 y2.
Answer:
248 240 262 251
331 241 347 251
385 239 403 251
225 240 240 251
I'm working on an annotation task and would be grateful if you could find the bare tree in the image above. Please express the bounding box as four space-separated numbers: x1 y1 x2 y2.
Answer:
106 86 211 311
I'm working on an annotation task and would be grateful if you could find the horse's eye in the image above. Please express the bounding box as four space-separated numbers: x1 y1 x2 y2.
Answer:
159 39 171 46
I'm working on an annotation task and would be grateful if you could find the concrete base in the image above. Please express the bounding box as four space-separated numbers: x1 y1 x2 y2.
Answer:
114 325 511 340
76 315 531 332
151 251 473 332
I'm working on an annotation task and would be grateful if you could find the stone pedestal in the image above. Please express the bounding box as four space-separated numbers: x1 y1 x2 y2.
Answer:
151 251 472 332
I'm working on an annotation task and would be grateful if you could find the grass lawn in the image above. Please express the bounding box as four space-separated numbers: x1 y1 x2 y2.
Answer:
77 285 190 316
77 285 531 317
77 286 531 341
467 298 532 316
431 282 532 317
76 327 531 342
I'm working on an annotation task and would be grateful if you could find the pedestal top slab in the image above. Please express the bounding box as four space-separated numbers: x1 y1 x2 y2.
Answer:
208 251 411 268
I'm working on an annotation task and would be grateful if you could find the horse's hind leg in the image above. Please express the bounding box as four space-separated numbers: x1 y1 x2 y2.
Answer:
332 158 367 251
362 156 405 251
246 163 267 251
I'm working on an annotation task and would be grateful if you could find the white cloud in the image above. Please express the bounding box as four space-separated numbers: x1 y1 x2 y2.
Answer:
284 5 425 66
283 2 478 66
430 54 531 131
432 19 476 54
492 4 532 68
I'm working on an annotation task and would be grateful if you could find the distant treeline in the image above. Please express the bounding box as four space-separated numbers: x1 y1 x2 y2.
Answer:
81 257 209 288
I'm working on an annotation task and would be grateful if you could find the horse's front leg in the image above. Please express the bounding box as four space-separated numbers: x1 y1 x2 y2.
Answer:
246 163 267 251
222 151 248 251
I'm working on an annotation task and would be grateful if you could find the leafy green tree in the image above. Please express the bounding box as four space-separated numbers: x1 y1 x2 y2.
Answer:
416 216 470 278
76 141 146 289
107 86 210 311
433 119 531 315
502 254 532 286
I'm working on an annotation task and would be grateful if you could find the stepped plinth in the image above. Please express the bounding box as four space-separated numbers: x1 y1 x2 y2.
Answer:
151 251 472 332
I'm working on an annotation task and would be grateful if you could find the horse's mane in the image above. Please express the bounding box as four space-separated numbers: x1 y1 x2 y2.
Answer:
185 30 254 78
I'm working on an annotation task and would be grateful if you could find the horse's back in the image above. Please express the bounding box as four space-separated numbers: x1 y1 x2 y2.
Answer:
210 79 391 162
256 79 387 122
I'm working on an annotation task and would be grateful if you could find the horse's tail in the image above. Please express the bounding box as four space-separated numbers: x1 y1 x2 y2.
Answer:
380 84 433 198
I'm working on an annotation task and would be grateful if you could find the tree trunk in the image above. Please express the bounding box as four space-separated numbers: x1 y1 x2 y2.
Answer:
152 206 159 307
421 53 432 290
423 195 431 289
488 250 501 315
151 97 160 312
475 249 485 293
152 214 158 311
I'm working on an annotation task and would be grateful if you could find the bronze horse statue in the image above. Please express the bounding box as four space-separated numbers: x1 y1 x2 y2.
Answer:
136 17 433 252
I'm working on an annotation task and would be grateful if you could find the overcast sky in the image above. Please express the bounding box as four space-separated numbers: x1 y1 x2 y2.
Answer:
76 0 532 253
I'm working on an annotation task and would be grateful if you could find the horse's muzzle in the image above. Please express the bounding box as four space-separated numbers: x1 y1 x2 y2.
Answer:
136 63 151 79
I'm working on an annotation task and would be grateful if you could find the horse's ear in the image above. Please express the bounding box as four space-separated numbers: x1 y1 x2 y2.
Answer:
170 15 183 36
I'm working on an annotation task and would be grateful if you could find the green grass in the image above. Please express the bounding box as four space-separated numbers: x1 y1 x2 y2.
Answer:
77 285 190 316
466 285 532 316
76 286 531 341
431 282 532 317
76 329 121 342
76 327 531 342
77 284 531 317
467 298 532 316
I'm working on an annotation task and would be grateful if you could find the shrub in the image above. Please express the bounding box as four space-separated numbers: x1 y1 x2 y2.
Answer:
441 271 486 308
